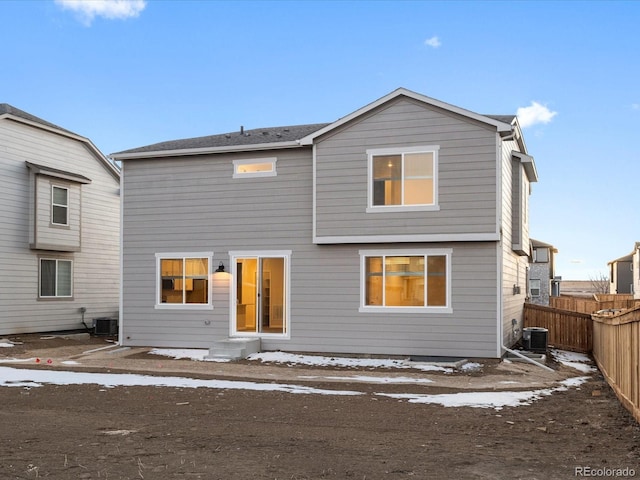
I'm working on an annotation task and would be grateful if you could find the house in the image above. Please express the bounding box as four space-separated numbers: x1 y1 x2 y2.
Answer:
111 88 538 359
609 242 640 295
0 104 120 335
527 239 559 305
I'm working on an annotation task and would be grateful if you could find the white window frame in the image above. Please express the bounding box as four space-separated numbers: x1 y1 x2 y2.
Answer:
359 248 452 314
155 252 213 310
229 250 291 339
232 157 277 178
366 145 440 213
51 185 69 226
39 258 73 298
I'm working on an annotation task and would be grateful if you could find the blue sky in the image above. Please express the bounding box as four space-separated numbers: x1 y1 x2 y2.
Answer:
2 0 639 281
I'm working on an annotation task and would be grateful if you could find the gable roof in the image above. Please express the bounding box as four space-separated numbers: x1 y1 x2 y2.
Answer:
0 103 120 181
111 87 518 160
298 88 514 145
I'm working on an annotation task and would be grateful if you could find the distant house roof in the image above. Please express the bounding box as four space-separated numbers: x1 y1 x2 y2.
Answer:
114 123 329 156
530 238 558 252
111 88 520 161
1 103 120 180
0 103 74 135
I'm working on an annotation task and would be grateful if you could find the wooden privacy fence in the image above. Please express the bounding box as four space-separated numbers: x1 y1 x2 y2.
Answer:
523 303 592 353
549 294 639 314
592 307 640 424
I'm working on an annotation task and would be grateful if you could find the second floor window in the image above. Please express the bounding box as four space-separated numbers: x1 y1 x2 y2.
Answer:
368 146 439 210
51 185 69 226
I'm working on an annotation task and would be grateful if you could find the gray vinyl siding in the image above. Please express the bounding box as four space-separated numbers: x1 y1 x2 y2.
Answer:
315 97 499 240
122 148 499 357
0 118 120 335
500 139 529 348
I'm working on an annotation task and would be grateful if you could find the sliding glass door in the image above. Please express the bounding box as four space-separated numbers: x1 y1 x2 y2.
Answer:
234 254 287 335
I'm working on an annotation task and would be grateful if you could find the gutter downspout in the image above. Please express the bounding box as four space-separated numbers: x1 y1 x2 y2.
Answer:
502 345 555 373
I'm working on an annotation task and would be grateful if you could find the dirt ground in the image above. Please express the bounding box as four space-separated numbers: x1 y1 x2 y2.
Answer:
0 334 638 480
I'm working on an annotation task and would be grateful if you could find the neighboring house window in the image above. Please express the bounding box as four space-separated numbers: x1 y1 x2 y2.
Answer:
367 146 439 212
51 185 69 226
529 279 541 298
233 158 277 178
39 258 73 298
359 249 451 313
156 253 212 308
534 248 549 263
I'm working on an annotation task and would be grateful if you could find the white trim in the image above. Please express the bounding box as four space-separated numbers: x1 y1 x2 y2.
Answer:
496 137 503 358
118 163 124 345
155 252 214 310
299 87 513 145
228 250 292 339
51 185 70 226
365 205 440 214
367 145 439 211
39 257 74 298
314 233 500 244
512 151 538 183
496 241 503 358
312 144 318 243
358 248 452 313
232 157 277 178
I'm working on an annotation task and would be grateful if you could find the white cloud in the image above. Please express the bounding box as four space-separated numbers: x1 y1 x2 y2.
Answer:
516 101 558 128
424 36 441 48
55 0 146 26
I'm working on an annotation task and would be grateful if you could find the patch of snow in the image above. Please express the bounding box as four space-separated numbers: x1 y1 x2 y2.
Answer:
248 351 452 372
149 348 230 362
0 340 14 348
0 366 362 396
460 362 482 371
298 375 433 384
378 376 591 410
551 349 596 373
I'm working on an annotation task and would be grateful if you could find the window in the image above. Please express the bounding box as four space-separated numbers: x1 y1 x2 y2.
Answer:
360 249 451 313
533 248 549 263
529 279 541 298
156 253 212 308
39 258 73 298
367 146 439 212
233 157 277 178
51 186 69 226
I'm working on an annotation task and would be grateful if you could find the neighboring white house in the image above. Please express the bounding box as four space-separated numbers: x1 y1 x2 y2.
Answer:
0 104 120 335
111 88 538 359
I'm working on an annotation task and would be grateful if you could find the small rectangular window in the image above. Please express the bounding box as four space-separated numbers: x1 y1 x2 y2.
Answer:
360 249 451 312
233 158 277 178
156 253 212 308
40 258 73 298
51 186 69 225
